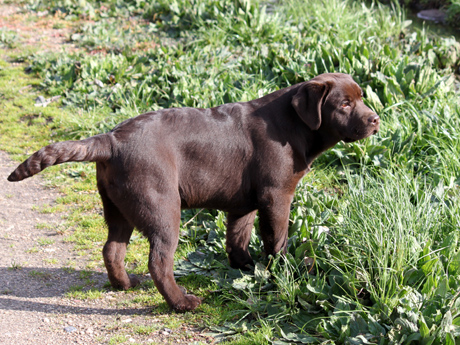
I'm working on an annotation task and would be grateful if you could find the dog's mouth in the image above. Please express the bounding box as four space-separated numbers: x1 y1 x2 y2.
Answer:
343 127 379 143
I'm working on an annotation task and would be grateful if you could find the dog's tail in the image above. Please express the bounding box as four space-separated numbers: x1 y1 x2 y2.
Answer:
7 134 112 182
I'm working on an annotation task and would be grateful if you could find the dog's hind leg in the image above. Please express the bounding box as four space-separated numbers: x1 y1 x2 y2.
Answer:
226 211 257 270
99 188 140 290
137 192 201 312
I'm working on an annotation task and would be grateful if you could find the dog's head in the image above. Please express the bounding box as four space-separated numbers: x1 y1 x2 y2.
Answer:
292 73 380 142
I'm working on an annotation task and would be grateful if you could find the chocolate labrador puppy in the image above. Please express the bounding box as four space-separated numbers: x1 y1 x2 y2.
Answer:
8 73 379 311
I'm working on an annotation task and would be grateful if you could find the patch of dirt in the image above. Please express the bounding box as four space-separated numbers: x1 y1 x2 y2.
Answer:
0 2 77 55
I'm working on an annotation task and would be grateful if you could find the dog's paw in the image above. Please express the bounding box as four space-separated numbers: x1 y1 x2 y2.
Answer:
110 274 141 290
172 294 202 312
128 274 141 288
229 253 254 271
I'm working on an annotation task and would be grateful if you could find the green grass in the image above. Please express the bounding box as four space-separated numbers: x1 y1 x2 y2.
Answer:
26 246 40 253
65 286 105 300
29 270 52 279
108 334 127 345
8 260 23 270
43 258 59 265
37 237 55 246
1 0 460 344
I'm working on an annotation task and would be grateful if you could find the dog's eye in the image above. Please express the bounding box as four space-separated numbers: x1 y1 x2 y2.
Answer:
341 101 350 108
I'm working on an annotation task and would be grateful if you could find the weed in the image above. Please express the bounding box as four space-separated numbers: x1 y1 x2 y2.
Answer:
63 264 76 274
132 324 158 335
67 285 83 292
8 260 23 270
65 287 104 300
35 223 54 230
43 258 58 265
26 246 40 253
78 270 92 279
29 270 52 279
37 237 55 246
108 334 127 344
0 29 18 49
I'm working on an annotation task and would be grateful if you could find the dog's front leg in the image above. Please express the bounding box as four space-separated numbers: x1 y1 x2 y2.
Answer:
257 192 292 257
226 211 257 270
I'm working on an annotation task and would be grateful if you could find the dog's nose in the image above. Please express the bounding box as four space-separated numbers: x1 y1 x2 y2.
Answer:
368 114 380 126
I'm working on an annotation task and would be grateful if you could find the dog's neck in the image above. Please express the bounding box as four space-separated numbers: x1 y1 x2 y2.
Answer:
302 130 340 171
249 84 341 174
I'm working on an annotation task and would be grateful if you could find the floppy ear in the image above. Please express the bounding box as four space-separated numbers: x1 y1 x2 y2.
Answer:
291 81 330 130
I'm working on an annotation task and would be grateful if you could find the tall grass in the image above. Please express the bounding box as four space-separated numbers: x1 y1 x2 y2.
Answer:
283 0 409 41
336 168 457 303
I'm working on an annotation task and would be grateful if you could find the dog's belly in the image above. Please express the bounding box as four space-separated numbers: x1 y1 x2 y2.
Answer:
178 173 257 213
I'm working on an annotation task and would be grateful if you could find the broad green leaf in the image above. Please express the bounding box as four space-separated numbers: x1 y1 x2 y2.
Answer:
295 241 316 260
422 258 439 277
366 85 383 113
281 332 320 344
421 336 436 345
437 310 453 340
349 314 369 337
232 274 255 290
405 333 422 344
346 334 375 344
420 317 431 338
368 315 386 337
445 333 455 345
435 277 449 298
395 318 418 333
448 250 460 276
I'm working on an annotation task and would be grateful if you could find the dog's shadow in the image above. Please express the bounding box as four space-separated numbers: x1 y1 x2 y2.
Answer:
0 266 156 316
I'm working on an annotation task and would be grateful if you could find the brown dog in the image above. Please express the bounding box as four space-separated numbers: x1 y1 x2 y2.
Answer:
8 73 379 311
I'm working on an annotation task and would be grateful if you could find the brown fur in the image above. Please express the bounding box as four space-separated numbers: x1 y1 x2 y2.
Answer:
8 73 380 311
